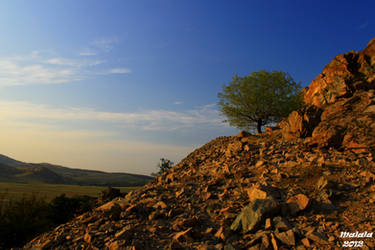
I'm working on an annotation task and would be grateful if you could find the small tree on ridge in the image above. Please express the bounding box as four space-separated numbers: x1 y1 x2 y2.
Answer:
151 158 174 177
217 70 302 133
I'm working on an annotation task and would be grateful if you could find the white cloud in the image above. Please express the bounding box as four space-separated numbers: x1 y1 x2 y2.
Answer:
79 50 97 56
0 101 227 131
46 57 77 66
108 68 132 74
46 57 104 67
174 101 182 105
0 50 122 86
0 60 78 86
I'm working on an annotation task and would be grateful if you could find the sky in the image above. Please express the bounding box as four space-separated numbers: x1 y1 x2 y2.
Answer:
0 0 373 176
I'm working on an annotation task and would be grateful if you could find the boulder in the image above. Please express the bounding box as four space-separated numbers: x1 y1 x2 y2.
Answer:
286 194 310 215
230 197 280 233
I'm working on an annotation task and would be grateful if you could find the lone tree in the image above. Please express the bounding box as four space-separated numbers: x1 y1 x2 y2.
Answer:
151 158 174 177
218 70 302 133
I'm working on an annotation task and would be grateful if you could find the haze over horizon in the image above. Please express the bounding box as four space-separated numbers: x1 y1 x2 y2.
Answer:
0 0 373 175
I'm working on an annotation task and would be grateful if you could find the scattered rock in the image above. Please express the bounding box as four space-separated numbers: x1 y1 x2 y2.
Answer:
230 197 279 233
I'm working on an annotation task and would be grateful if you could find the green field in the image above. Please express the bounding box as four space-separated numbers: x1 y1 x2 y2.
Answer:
0 182 139 202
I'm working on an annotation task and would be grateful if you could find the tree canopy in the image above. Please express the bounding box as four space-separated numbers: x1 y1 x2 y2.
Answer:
217 70 302 133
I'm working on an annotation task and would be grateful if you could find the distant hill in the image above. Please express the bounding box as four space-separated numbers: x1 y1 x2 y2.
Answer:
0 154 153 186
0 154 28 167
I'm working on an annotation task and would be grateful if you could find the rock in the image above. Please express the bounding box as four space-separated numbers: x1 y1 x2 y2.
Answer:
280 111 304 139
173 227 192 242
255 160 265 168
247 186 268 202
40 239 53 250
261 234 271 249
301 238 310 247
275 229 295 246
264 218 272 230
247 244 261 250
84 232 92 244
286 194 310 215
107 241 123 250
310 124 345 148
214 226 225 240
316 176 329 190
272 216 291 231
225 140 243 157
280 106 322 139
96 197 128 212
115 225 132 240
230 197 280 233
153 201 168 210
270 233 279 250
175 188 184 198
237 130 251 138
168 239 184 249
306 231 329 245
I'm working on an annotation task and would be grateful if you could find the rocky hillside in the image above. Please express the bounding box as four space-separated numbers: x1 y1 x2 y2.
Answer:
24 39 375 250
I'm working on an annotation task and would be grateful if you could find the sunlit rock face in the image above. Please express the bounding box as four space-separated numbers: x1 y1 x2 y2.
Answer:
280 38 375 153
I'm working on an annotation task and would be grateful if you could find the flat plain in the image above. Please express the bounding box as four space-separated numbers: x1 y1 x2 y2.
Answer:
0 182 138 202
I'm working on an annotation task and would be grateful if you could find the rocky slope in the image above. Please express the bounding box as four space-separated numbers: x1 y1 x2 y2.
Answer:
24 39 375 250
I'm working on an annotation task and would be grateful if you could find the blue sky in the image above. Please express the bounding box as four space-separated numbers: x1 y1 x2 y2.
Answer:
0 0 373 175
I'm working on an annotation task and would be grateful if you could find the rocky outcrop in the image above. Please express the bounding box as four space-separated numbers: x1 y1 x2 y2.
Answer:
305 38 375 108
280 38 375 154
23 39 375 249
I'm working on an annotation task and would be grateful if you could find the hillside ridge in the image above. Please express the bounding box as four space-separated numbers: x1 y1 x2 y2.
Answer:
24 38 375 249
0 154 152 187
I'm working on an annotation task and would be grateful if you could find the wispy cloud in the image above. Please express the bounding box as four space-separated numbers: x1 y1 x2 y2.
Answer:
0 60 78 86
174 101 182 105
46 57 78 66
91 37 119 52
0 101 227 131
0 50 125 86
79 49 97 56
108 68 132 74
46 57 103 67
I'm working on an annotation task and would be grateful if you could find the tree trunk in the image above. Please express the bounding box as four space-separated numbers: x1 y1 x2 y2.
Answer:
256 119 262 133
